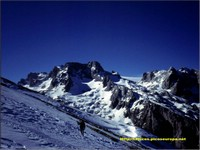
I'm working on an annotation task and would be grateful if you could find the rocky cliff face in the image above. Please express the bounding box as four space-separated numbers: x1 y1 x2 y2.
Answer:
106 71 199 148
140 67 199 102
19 72 48 87
134 67 199 148
129 100 199 149
18 61 199 149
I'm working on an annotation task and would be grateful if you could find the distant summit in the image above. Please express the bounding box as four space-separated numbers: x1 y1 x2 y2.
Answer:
140 67 199 102
18 61 120 95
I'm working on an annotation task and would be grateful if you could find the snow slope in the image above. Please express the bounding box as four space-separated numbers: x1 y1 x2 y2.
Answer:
121 76 142 82
1 84 129 150
52 79 156 138
1 78 176 149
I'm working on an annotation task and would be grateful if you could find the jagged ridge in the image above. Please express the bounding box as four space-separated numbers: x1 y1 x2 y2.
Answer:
18 61 199 149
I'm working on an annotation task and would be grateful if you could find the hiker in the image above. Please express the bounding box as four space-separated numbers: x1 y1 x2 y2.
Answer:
78 119 85 136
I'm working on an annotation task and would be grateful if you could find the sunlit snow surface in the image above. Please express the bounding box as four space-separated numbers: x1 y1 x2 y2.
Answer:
52 79 153 138
121 76 142 82
22 74 199 141
9 70 199 149
1 86 128 150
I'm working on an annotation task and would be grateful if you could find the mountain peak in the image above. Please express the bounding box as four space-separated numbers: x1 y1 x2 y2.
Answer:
17 63 199 149
18 61 120 94
87 61 104 70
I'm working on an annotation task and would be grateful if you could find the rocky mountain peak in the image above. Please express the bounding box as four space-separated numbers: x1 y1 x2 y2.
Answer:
140 67 199 103
87 61 104 71
168 66 177 73
19 72 48 87
17 63 199 149
141 71 155 82
18 61 120 93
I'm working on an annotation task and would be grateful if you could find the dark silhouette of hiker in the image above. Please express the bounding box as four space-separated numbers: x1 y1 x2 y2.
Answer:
78 119 85 136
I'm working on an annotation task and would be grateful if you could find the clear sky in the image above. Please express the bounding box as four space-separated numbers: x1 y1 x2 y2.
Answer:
2 1 199 82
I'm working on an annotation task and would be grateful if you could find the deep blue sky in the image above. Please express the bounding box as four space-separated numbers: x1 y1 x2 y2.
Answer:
2 1 199 82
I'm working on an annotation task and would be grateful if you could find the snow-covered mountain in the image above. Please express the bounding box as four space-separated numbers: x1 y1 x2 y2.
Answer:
8 61 200 149
1 77 131 149
1 77 175 150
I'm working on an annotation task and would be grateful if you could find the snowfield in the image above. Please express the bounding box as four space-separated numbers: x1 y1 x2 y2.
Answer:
1 85 128 150
4 62 199 149
1 79 175 149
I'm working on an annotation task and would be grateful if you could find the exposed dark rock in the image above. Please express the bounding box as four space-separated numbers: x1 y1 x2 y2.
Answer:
162 68 199 102
87 61 104 72
125 97 135 109
18 72 48 87
191 104 199 113
87 61 104 80
141 67 199 103
64 77 72 92
51 78 59 87
129 100 199 149
110 86 121 109
109 85 138 110
103 75 110 88
162 70 178 89
49 66 60 78
116 100 125 110
124 109 131 118
65 62 87 77
141 72 155 82
27 73 40 86
65 62 85 70
103 75 115 91
169 66 177 73
18 78 27 85
105 80 114 91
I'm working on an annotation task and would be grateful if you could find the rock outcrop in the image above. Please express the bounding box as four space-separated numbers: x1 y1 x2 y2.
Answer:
128 100 199 149
19 72 48 87
162 67 199 102
141 67 199 103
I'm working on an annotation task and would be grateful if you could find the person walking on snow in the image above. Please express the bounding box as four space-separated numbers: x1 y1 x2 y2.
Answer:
78 119 85 136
